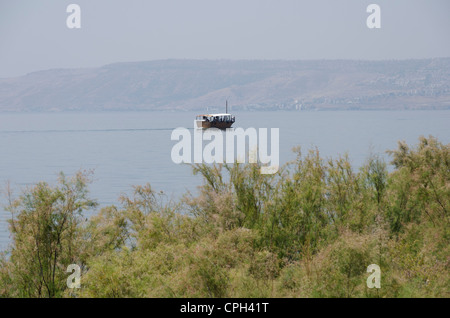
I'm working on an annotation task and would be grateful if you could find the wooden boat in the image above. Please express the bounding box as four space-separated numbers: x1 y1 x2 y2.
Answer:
195 101 235 129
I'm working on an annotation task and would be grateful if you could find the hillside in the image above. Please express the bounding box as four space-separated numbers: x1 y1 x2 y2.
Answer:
0 59 449 111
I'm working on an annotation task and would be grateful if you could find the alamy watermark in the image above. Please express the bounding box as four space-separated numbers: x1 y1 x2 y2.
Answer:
367 4 381 29
66 4 81 29
171 125 280 174
65 4 381 30
65 263 381 290
366 264 381 289
66 264 81 289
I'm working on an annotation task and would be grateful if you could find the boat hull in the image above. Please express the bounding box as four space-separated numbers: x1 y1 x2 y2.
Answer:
195 120 233 130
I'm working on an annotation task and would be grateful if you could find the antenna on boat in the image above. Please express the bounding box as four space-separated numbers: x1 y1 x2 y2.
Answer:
226 100 228 113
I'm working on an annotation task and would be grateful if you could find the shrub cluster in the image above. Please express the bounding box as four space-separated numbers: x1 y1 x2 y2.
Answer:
0 136 448 298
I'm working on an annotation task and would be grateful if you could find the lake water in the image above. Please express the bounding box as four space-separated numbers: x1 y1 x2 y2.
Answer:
0 110 449 251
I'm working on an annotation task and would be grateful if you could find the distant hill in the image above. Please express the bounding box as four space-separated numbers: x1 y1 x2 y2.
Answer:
0 59 449 112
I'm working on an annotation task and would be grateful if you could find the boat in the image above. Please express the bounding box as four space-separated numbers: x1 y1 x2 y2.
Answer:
195 101 235 129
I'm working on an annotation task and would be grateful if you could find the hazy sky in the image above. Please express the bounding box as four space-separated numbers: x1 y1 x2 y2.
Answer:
1 0 449 78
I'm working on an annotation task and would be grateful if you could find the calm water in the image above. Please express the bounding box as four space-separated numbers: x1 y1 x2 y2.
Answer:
0 110 449 250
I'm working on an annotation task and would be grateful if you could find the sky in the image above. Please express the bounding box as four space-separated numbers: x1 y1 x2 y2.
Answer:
0 0 449 78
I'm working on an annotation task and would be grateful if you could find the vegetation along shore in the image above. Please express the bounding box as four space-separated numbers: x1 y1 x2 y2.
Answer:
0 136 448 298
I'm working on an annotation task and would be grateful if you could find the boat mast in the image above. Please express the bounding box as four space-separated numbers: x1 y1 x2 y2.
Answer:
226 100 228 113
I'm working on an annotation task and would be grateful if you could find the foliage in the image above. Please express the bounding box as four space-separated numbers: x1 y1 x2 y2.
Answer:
1 171 97 297
0 136 448 298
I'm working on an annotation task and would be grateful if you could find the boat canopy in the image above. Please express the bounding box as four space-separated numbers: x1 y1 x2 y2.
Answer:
208 113 232 117
196 113 232 117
